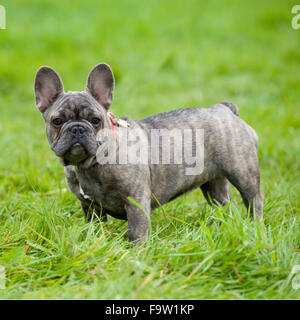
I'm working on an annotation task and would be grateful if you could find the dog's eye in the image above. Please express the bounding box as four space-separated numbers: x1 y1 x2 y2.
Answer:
52 118 63 127
91 117 101 127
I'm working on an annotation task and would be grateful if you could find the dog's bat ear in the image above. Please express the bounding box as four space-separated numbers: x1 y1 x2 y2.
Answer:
86 63 114 110
34 66 64 113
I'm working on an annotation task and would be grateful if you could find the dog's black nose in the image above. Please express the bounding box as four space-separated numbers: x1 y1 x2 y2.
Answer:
69 125 86 137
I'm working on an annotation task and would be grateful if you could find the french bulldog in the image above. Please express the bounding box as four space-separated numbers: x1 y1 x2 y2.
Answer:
34 63 264 243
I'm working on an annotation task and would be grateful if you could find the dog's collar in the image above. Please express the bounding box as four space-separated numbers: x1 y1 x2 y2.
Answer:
107 111 130 134
107 111 115 134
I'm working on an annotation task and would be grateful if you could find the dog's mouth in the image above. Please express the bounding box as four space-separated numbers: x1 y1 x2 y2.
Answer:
52 129 100 166
63 142 90 165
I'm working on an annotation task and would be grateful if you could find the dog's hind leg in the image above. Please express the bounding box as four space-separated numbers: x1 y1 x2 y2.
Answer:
200 177 235 207
241 190 264 220
226 166 264 220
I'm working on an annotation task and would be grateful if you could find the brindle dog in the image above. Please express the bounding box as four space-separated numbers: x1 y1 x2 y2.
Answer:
34 63 263 243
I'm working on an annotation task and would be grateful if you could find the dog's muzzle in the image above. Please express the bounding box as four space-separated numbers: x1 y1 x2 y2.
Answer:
69 124 87 139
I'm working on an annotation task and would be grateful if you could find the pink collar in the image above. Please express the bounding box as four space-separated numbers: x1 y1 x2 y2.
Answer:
107 111 115 134
107 111 130 134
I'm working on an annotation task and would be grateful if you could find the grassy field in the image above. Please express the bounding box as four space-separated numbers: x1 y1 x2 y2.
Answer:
0 0 299 299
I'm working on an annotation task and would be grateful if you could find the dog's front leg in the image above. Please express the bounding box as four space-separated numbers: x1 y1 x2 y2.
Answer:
80 199 108 222
125 195 151 244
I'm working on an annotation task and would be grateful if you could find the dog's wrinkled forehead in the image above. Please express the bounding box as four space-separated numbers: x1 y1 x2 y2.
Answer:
51 91 104 119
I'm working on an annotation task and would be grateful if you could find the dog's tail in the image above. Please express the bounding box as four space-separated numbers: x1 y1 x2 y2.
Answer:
221 101 239 116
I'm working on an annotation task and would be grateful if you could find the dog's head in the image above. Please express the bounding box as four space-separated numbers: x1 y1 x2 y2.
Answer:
34 63 114 166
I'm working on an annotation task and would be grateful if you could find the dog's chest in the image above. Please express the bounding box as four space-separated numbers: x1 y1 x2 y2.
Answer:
75 167 126 214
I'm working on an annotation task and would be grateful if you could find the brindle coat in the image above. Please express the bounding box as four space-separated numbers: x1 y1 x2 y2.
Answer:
34 63 264 243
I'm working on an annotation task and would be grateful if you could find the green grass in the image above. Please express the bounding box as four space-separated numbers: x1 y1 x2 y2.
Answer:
0 0 299 299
